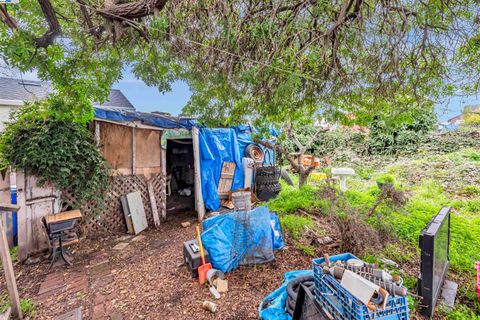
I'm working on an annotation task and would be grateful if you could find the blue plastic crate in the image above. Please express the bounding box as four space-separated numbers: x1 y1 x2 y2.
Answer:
312 253 409 320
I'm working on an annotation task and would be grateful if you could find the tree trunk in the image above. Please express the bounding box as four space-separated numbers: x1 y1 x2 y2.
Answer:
299 169 308 187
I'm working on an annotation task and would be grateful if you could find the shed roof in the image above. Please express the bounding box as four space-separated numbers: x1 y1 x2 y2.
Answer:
0 77 135 111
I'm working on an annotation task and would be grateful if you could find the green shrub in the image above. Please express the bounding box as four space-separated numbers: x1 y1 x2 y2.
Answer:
0 97 109 205
375 173 395 185
280 214 313 240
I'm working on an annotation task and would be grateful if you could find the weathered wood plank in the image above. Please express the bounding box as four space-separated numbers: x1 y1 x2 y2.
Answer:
192 127 205 221
147 181 160 227
0 213 22 319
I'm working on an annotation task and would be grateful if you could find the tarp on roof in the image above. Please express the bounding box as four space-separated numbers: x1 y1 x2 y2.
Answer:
94 107 197 130
199 126 274 211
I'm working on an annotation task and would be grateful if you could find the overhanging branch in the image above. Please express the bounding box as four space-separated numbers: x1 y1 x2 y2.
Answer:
35 0 62 48
0 5 18 30
96 0 167 21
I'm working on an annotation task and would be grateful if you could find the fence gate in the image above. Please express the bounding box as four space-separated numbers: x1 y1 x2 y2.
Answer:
17 174 60 261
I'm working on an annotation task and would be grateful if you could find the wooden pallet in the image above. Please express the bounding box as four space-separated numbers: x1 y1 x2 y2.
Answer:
217 162 236 199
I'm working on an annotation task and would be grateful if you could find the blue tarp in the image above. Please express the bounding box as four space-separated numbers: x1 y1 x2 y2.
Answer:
201 207 284 273
199 126 274 211
258 270 314 320
94 107 197 130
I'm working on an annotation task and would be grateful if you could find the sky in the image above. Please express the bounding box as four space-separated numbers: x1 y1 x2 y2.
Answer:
111 67 191 115
3 64 480 121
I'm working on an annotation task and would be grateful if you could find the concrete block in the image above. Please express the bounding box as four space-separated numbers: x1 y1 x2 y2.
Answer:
214 279 228 293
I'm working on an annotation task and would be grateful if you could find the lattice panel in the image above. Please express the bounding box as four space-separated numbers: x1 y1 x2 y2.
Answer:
61 174 167 237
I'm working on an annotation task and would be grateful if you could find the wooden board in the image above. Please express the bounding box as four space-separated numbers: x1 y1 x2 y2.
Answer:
217 162 236 199
99 122 133 172
45 209 82 224
135 128 161 177
125 191 148 235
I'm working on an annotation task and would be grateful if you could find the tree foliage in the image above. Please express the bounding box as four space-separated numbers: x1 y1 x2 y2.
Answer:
366 105 438 155
1 1 479 126
0 96 109 204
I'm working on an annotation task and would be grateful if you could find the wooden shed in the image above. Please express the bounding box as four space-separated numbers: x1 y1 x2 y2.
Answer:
0 109 204 261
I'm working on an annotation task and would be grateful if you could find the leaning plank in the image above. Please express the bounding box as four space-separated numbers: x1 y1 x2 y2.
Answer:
147 181 160 227
0 212 22 319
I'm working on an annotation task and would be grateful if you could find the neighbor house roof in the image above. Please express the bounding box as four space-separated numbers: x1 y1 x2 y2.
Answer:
0 77 135 111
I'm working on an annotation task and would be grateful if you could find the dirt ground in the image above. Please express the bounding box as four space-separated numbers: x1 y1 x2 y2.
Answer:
2 211 312 320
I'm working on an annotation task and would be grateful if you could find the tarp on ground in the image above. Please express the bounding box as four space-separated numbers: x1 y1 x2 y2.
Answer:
258 270 314 320
199 126 275 211
201 207 284 273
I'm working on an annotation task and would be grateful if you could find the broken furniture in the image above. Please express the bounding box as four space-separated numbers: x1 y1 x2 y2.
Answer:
183 238 210 278
121 191 148 235
418 207 454 318
44 209 82 270
331 168 355 192
313 253 409 320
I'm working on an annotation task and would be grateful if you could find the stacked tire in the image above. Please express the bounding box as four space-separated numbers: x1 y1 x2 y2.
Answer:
256 166 282 201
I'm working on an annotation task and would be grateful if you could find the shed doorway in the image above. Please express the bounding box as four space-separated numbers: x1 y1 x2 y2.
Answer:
166 138 196 214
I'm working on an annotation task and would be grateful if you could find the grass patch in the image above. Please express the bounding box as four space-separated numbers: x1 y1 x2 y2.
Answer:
0 295 36 317
268 184 321 215
296 244 315 256
280 214 313 240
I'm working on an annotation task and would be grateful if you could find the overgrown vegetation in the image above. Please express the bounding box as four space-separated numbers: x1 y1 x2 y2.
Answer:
0 294 36 317
0 95 109 205
269 130 480 318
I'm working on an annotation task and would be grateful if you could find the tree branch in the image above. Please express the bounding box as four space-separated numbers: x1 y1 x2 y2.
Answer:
96 0 167 21
255 139 301 172
0 4 18 30
35 0 62 48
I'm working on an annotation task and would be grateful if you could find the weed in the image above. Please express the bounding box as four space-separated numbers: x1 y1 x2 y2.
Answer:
20 299 36 317
375 173 395 185
446 305 480 320
460 185 480 197
383 242 415 264
280 214 313 240
0 294 9 313
9 247 18 263
0 295 36 317
296 244 315 256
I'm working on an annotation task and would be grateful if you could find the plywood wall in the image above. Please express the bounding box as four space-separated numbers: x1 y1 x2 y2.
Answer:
97 121 162 177
135 128 161 177
99 122 133 175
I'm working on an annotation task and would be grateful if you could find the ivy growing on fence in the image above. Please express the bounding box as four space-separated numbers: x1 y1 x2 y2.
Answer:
0 95 109 205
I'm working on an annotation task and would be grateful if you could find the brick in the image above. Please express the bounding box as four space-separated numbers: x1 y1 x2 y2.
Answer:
92 304 105 319
112 242 128 251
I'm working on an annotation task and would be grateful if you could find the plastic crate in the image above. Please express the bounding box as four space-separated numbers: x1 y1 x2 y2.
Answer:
312 253 409 320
